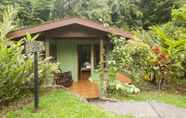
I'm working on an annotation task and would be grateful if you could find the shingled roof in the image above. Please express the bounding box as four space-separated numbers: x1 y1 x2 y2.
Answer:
7 17 133 40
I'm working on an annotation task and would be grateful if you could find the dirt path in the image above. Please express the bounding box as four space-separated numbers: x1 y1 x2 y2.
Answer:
90 100 186 118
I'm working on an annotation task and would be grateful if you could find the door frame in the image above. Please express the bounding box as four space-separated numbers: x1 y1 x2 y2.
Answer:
77 44 91 80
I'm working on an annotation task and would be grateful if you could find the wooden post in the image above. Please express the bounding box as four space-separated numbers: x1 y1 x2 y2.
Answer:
26 40 40 112
100 38 105 96
91 41 94 76
105 44 109 95
34 51 39 111
100 39 104 68
45 39 50 57
105 44 109 69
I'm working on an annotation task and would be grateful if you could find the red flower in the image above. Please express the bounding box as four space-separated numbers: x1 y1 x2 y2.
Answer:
152 46 161 54
159 52 168 62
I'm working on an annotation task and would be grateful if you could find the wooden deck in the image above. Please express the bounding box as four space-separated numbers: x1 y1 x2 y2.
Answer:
69 79 99 99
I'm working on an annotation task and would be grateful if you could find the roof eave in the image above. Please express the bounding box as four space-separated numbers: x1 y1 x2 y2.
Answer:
7 17 133 40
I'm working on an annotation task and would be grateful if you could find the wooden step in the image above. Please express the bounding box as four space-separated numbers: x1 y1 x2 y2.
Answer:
69 80 99 99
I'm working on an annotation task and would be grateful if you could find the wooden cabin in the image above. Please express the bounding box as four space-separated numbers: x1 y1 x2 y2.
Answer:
7 17 132 98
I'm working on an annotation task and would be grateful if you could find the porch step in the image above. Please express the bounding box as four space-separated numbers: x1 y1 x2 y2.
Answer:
69 80 99 99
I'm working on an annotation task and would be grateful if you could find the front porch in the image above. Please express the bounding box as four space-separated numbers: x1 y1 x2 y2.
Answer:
43 22 111 99
50 38 106 99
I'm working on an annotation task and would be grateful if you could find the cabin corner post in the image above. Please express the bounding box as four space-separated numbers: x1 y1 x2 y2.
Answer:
105 44 109 94
99 38 106 96
45 38 50 57
91 41 94 76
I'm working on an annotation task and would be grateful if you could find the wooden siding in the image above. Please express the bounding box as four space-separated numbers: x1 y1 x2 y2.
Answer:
43 24 107 38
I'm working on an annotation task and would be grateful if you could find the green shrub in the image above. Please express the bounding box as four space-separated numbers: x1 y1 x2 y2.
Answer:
0 39 33 105
39 57 59 86
90 68 140 96
0 6 57 105
108 80 140 96
109 36 154 82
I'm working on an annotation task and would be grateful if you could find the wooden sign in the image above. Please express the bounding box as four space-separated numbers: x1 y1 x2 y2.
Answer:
25 41 44 53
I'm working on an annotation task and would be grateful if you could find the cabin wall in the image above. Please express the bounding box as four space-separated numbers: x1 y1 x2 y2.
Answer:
56 40 78 81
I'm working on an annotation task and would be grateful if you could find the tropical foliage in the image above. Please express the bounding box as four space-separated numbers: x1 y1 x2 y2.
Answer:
107 77 140 95
149 5 186 88
0 0 185 107
0 7 57 105
109 36 153 81
0 0 182 29
109 4 186 90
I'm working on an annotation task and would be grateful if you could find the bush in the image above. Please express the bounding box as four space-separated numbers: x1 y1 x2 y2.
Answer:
108 80 140 96
106 68 140 96
109 36 154 82
39 57 59 86
108 4 186 91
0 7 57 105
90 68 140 96
0 40 33 105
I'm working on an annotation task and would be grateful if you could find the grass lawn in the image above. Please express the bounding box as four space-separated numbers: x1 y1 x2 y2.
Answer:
4 89 132 118
112 91 186 108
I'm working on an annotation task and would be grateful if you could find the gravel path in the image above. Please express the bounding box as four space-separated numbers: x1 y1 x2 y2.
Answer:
90 100 186 118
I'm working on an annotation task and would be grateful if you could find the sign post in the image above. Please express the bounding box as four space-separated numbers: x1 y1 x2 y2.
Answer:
26 40 40 111
33 51 39 111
